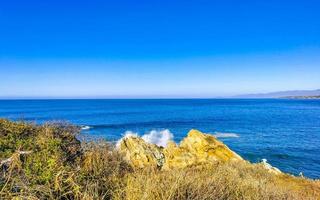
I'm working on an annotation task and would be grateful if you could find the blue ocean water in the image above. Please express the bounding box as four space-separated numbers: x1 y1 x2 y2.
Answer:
0 99 319 178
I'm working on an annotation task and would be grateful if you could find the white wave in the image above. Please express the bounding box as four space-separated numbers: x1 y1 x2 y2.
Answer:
81 125 91 130
115 130 139 148
214 132 239 138
122 130 139 139
116 129 174 148
141 129 173 147
261 158 281 173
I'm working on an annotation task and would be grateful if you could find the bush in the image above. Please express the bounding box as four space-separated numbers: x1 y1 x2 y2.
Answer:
0 119 129 199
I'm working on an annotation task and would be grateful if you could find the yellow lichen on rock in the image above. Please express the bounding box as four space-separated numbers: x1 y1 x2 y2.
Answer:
162 129 243 169
118 135 164 168
118 129 243 169
181 129 242 162
162 140 198 169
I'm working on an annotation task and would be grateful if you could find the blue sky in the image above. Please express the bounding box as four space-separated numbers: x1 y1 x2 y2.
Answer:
0 0 319 98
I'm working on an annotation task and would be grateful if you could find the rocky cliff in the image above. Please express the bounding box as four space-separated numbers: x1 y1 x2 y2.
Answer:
117 129 243 170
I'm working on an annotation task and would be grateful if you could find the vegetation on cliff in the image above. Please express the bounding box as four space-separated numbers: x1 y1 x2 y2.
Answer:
1 119 320 199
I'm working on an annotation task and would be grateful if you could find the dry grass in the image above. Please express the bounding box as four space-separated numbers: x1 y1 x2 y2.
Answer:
1 119 320 200
117 162 320 200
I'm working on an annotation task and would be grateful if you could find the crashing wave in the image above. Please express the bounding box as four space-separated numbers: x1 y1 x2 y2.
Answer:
116 129 174 148
141 129 173 147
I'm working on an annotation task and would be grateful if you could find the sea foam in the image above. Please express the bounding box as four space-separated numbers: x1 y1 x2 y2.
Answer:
116 129 174 148
81 125 91 130
141 129 173 147
214 132 239 138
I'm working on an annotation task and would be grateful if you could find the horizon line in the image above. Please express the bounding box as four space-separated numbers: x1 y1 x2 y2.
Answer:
1 88 319 100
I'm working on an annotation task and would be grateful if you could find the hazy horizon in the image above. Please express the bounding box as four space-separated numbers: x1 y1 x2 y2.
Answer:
1 88 319 100
1 1 319 98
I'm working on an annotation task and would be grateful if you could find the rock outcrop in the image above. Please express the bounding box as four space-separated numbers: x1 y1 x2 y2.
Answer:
117 129 243 169
117 135 165 168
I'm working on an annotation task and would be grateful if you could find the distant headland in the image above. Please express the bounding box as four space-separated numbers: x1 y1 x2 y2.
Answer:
281 95 320 99
233 89 320 99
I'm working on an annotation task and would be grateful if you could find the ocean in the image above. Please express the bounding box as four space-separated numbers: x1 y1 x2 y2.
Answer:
0 99 319 178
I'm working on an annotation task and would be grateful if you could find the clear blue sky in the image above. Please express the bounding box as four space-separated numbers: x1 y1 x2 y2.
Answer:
0 0 319 98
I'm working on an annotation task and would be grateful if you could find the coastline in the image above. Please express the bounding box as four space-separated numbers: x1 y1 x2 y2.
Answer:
1 119 320 199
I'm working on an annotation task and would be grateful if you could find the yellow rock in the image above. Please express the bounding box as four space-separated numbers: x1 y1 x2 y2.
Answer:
163 130 242 169
117 135 164 168
163 140 198 169
117 129 242 169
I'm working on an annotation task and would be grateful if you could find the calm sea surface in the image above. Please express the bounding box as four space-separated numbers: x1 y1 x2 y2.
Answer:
0 99 319 178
